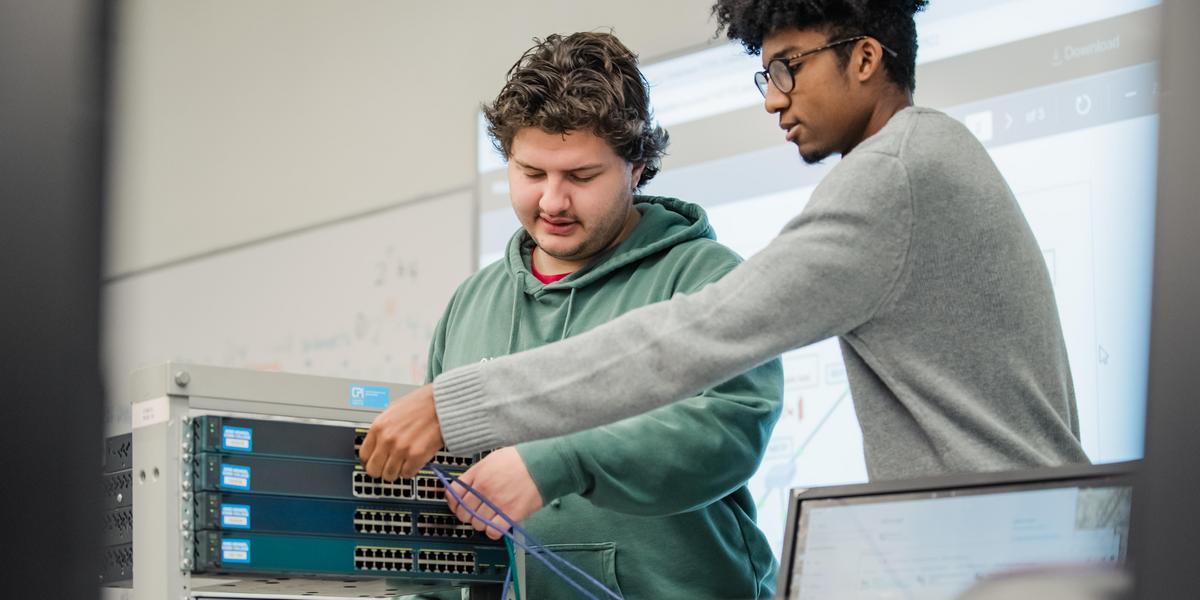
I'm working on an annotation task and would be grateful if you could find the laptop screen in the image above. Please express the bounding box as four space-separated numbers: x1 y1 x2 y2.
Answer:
779 465 1134 600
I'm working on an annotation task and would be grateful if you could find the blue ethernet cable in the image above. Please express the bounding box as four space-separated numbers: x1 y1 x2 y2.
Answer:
428 465 623 600
430 466 605 600
430 465 615 600
500 556 512 600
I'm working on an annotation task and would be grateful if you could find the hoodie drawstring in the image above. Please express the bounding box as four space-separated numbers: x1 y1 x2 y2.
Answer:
559 287 576 341
506 272 522 354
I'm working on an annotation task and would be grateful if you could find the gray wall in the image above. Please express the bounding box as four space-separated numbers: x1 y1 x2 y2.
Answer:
106 1 720 277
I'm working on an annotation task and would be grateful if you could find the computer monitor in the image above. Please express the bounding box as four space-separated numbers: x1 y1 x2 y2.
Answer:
776 462 1136 600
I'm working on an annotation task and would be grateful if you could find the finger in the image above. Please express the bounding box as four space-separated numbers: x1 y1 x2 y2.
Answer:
456 495 482 525
455 491 483 525
444 481 467 512
489 513 510 540
471 503 497 533
407 435 441 478
485 519 506 541
381 453 406 483
363 442 388 478
399 451 425 478
449 469 478 521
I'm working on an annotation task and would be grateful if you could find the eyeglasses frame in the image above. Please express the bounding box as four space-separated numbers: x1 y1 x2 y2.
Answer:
754 35 900 97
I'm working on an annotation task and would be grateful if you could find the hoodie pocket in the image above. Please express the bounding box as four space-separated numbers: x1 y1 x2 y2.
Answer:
524 542 623 600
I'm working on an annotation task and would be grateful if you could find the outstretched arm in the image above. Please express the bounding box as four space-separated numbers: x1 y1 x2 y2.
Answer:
362 151 911 475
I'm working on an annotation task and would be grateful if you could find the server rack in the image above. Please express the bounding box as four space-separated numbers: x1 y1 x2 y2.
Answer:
115 362 517 600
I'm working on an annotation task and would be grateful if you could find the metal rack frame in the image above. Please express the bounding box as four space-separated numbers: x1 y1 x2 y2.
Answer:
121 361 514 600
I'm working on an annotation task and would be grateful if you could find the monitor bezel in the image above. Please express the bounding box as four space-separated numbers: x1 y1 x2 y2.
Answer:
775 460 1139 600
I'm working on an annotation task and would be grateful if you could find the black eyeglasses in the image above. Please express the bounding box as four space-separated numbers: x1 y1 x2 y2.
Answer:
754 35 898 97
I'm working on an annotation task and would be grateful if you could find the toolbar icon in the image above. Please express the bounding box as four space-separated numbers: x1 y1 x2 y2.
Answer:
964 110 994 142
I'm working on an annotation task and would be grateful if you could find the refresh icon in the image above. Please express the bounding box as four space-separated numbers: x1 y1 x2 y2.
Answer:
1075 94 1093 116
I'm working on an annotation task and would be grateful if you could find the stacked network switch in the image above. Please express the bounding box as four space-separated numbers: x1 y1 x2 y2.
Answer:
186 415 509 585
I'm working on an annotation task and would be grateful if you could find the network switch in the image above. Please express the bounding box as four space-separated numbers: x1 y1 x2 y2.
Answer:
193 452 460 504
193 416 363 462
193 492 485 542
194 452 463 504
193 531 508 582
194 415 477 470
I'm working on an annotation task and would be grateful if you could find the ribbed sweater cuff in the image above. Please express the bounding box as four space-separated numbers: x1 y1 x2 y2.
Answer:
433 363 501 454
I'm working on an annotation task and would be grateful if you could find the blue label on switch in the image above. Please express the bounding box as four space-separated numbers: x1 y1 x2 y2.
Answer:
220 465 251 490
221 504 251 529
222 539 251 564
222 426 253 452
350 384 390 409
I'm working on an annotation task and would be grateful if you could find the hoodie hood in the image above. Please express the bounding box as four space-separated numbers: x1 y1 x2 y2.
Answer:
503 195 716 294
493 195 716 352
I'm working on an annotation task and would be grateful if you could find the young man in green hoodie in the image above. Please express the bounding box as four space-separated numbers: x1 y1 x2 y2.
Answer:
425 32 784 598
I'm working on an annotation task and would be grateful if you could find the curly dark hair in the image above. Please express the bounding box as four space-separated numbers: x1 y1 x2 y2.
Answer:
483 32 669 188
713 0 929 92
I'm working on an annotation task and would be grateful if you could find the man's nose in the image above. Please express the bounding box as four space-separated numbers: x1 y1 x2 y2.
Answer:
539 176 570 214
764 80 789 114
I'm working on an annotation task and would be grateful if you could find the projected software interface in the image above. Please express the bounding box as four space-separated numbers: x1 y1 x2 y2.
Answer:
476 0 1160 558
787 483 1132 600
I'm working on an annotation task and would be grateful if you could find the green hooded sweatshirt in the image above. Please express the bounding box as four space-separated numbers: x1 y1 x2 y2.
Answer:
426 196 783 599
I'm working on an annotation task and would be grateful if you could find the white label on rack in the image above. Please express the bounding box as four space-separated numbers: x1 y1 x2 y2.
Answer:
131 396 169 429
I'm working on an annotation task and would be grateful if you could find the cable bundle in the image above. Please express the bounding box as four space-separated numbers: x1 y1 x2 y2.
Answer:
428 465 624 600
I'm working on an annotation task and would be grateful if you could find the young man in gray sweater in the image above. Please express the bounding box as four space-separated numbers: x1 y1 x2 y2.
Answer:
361 0 1089 527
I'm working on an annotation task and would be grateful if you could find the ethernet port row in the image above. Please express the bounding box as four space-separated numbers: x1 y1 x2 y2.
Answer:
353 508 413 536
431 450 474 468
352 435 474 470
354 546 414 572
352 471 415 500
417 550 477 575
414 476 446 501
417 513 477 539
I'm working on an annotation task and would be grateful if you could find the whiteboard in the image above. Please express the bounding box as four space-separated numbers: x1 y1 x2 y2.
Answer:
102 189 474 436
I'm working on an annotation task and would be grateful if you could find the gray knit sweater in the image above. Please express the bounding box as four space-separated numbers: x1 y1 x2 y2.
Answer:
434 107 1089 481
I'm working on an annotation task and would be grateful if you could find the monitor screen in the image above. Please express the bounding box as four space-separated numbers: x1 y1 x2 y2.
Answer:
782 473 1132 599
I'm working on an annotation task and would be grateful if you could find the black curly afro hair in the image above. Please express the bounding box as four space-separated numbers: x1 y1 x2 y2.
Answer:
713 0 929 92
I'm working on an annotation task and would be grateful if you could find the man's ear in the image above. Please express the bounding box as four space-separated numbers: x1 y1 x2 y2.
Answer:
631 162 647 190
853 38 886 84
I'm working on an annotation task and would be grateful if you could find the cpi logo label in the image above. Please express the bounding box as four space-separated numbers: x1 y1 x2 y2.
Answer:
349 384 390 409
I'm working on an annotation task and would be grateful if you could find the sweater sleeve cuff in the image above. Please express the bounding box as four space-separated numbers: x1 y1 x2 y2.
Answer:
433 363 501 454
517 438 586 503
